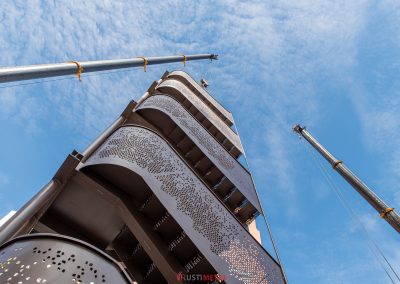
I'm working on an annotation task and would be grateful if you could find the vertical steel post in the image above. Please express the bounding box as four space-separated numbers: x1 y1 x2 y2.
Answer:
293 124 400 234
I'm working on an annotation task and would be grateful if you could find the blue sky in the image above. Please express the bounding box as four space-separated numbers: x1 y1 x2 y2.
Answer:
0 1 399 283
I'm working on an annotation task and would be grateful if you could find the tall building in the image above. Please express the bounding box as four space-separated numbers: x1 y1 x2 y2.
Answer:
0 71 285 283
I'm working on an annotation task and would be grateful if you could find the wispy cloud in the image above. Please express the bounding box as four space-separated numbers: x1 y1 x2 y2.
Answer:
0 171 9 188
211 0 370 219
343 2 400 207
0 1 399 283
0 171 10 209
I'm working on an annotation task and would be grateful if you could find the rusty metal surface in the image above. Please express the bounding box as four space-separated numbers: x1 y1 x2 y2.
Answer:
137 94 262 213
156 78 244 153
0 234 132 284
168 70 234 124
83 126 284 284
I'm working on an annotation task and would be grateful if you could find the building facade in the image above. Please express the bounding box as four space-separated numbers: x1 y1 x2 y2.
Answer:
0 71 285 283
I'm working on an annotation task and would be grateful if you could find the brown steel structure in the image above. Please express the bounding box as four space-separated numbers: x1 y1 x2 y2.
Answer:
0 71 285 283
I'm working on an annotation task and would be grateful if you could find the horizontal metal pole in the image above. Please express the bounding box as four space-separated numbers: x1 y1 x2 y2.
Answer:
293 124 400 233
0 54 217 83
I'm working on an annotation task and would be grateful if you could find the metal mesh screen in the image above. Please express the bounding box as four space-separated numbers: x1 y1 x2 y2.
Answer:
167 71 234 123
137 94 261 213
157 79 244 153
84 126 284 284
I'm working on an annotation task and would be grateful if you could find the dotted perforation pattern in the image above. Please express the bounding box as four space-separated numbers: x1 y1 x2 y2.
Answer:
84 126 284 284
156 79 244 153
0 236 130 284
137 94 261 213
168 70 234 124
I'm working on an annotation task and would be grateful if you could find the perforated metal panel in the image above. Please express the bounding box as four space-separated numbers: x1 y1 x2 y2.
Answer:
83 126 284 284
0 234 131 284
156 79 244 153
137 94 262 213
168 71 234 124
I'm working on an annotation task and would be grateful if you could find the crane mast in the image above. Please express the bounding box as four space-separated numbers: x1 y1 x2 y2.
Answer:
293 124 400 234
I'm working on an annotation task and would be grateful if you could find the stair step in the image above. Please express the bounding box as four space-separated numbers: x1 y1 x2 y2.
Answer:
170 234 197 264
184 253 204 273
184 146 203 163
176 135 194 153
131 243 143 257
144 263 156 279
139 194 155 212
223 188 238 203
153 212 170 231
213 176 227 190
168 126 185 144
234 199 250 214
194 157 213 174
153 212 181 243
168 231 187 251
142 265 166 284
204 167 224 185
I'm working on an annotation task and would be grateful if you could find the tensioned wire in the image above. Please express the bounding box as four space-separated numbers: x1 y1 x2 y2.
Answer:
232 120 289 283
197 60 289 283
301 137 400 283
180 58 288 281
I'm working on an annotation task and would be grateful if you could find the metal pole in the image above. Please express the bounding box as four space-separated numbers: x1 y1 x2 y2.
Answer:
0 179 62 245
0 54 218 83
293 124 400 234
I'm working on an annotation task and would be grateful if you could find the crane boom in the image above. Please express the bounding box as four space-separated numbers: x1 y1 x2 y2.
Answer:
293 124 400 234
0 54 217 83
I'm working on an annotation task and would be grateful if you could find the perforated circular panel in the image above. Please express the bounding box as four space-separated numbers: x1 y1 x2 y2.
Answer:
0 234 131 284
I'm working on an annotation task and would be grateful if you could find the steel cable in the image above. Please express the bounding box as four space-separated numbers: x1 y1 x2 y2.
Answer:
301 137 399 283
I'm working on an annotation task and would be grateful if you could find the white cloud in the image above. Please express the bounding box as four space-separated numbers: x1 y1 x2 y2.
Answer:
0 0 368 138
0 171 9 188
0 0 373 233
0 89 18 117
344 2 400 202
1 1 399 282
